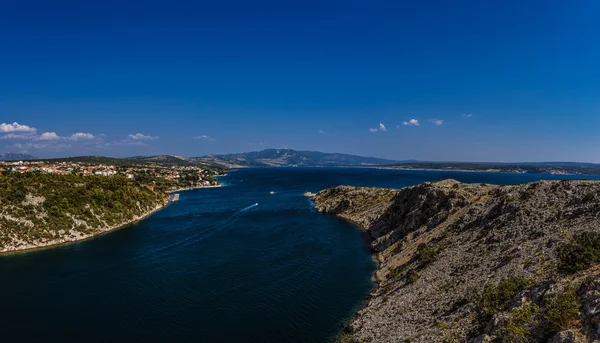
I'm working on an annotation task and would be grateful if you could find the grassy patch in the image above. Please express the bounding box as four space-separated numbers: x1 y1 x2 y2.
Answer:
557 232 600 274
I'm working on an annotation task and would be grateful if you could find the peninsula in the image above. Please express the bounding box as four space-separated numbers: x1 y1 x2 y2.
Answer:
0 173 169 253
313 180 600 343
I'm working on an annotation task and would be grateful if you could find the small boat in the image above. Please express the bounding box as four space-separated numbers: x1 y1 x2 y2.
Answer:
269 191 275 194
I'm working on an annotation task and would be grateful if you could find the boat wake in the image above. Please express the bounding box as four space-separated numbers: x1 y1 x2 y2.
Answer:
139 202 260 256
37 203 262 287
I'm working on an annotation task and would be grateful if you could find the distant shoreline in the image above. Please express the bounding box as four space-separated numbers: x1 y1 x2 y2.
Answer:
167 184 223 194
374 166 589 176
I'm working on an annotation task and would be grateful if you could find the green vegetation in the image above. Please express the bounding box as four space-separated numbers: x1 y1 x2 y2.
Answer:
439 320 461 343
557 231 600 273
504 304 539 342
406 270 420 284
0 172 166 250
544 286 580 333
415 245 437 268
388 265 405 280
475 276 534 327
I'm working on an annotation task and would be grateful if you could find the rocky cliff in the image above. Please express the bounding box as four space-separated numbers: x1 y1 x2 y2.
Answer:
313 180 600 343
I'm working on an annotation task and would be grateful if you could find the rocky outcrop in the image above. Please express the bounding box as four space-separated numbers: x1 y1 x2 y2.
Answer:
313 180 600 343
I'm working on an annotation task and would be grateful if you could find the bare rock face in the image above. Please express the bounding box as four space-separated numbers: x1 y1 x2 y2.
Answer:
313 180 600 343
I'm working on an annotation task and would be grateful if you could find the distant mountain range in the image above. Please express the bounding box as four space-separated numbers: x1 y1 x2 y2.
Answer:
5 149 600 175
0 153 36 161
190 149 400 168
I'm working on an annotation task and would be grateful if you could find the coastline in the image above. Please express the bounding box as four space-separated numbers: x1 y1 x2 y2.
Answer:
0 201 168 255
167 184 223 194
376 166 587 176
2 181 228 255
314 180 600 342
305 191 384 340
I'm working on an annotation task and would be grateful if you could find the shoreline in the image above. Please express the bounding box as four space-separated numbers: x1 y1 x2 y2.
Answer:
0 201 168 255
306 192 383 341
375 166 589 176
167 184 223 194
2 181 229 255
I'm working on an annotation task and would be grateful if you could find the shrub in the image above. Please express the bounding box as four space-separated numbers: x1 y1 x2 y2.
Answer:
416 245 437 268
476 276 534 327
557 232 600 274
544 286 580 333
388 265 405 280
504 304 539 342
406 270 420 284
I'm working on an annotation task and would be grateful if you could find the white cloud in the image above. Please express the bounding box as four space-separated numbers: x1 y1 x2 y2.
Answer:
0 122 37 133
39 132 61 140
463 113 473 118
369 123 387 133
128 133 158 140
403 119 420 127
69 132 95 141
430 119 444 126
318 130 325 134
193 135 215 141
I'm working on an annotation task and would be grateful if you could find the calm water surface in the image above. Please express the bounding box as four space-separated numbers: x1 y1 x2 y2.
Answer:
1 168 598 342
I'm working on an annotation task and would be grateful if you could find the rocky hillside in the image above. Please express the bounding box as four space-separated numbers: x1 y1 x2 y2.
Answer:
313 180 600 343
0 173 168 253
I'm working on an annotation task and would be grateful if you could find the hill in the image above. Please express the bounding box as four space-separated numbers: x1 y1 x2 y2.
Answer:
26 155 224 171
192 149 399 168
313 180 600 342
125 154 191 165
0 153 36 161
0 173 168 253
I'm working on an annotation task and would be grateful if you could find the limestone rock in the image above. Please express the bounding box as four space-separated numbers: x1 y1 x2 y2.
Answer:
313 180 600 343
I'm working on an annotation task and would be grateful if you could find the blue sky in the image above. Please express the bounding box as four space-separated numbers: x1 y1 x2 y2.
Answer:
1 0 599 162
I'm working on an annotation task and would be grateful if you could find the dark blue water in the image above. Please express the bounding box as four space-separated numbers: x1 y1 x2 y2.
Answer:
1 168 599 342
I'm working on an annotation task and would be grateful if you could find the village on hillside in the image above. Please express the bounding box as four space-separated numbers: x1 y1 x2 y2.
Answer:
0 160 223 191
